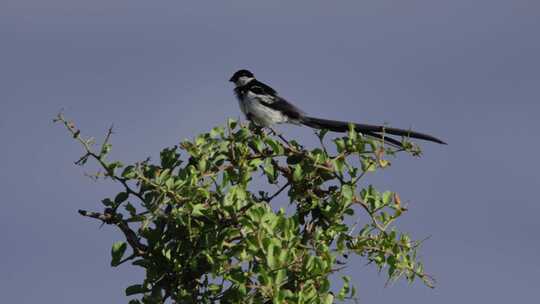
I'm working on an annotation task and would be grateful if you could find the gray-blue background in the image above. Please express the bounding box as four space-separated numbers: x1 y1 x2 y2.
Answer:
2 1 539 303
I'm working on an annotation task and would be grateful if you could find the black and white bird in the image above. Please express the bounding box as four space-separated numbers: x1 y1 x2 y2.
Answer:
229 69 446 146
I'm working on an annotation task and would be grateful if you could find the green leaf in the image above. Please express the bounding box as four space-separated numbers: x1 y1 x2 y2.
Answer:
265 138 284 155
125 202 136 216
125 284 146 296
335 138 346 153
333 158 345 173
165 177 175 190
114 192 129 204
319 278 330 293
235 128 250 141
111 241 127 266
195 134 207 146
317 129 328 140
266 243 277 268
208 283 222 293
101 198 114 207
248 158 263 168
361 158 376 172
227 118 238 130
293 164 303 182
107 161 123 174
121 165 136 179
100 143 112 156
252 137 264 152
322 293 334 304
160 147 181 168
341 184 354 202
382 191 393 205
210 126 224 138
263 159 277 184
198 158 207 172
287 154 303 165
191 203 205 217
338 276 351 300
348 123 357 140
275 269 286 286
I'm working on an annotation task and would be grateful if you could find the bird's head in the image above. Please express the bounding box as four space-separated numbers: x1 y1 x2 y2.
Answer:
229 69 255 87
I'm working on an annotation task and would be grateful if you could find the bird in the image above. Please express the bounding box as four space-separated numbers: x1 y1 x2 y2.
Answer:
229 69 446 146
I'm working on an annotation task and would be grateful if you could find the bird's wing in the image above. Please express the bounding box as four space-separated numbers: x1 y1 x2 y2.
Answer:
249 79 278 95
256 96 305 120
248 80 305 120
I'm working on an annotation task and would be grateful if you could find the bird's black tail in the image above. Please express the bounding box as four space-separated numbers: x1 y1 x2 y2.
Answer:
300 116 446 145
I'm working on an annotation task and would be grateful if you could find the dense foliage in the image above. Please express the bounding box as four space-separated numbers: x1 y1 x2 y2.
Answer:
56 113 434 304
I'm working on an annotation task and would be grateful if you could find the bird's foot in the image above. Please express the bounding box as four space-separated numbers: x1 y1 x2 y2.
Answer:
267 127 289 145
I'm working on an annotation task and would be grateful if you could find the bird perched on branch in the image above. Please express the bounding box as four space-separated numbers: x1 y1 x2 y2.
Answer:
229 69 446 146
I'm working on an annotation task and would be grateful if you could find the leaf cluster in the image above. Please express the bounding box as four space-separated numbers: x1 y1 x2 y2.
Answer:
55 114 434 304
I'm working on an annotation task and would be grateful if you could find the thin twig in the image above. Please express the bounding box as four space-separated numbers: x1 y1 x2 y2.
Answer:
267 181 291 202
54 112 145 202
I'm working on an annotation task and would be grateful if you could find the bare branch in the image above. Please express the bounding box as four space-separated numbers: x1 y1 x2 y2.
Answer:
79 209 147 255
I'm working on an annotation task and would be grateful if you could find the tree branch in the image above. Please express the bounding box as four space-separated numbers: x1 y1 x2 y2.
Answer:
78 209 147 255
267 181 291 202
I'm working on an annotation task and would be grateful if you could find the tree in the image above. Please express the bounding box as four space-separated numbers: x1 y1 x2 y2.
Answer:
55 112 434 304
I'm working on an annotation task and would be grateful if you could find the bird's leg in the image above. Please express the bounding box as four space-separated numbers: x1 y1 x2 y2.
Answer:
267 126 278 136
242 113 262 130
268 127 295 148
247 121 267 137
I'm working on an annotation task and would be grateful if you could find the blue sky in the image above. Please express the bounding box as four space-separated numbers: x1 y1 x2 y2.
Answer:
2 1 539 303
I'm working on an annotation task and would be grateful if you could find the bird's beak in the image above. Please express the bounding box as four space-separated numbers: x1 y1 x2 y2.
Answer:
229 76 234 82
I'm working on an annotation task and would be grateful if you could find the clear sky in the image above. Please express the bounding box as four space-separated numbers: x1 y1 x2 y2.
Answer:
2 1 539 303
